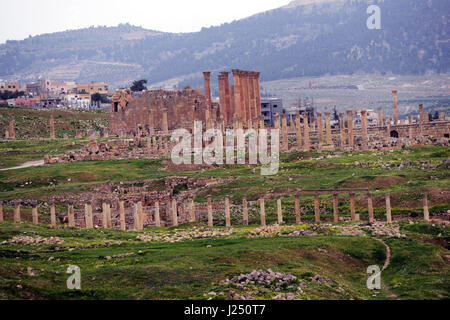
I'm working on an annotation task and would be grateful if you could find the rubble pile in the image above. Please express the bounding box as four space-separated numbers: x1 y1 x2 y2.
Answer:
137 228 234 243
7 236 64 245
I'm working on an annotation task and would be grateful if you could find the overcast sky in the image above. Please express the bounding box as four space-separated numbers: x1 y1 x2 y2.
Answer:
0 0 291 44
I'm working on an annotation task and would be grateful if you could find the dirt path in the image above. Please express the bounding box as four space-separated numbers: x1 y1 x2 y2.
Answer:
0 160 45 171
376 238 391 271
375 238 399 299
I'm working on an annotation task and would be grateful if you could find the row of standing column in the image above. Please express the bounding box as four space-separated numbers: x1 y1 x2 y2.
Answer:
0 193 431 228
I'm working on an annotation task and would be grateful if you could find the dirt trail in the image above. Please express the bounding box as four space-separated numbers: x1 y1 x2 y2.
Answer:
0 160 45 171
375 238 399 299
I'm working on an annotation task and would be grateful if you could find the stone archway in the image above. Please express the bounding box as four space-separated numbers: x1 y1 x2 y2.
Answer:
390 130 399 138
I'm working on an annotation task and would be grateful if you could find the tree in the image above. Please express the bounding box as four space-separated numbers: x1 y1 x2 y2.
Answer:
131 79 148 92
333 106 339 121
91 93 102 108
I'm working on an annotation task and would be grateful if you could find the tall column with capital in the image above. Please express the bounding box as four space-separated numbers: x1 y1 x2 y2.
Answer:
232 70 242 120
325 112 332 146
304 115 310 151
203 71 212 112
392 90 398 125
361 110 368 151
378 108 383 126
347 110 354 149
339 113 346 148
317 112 323 150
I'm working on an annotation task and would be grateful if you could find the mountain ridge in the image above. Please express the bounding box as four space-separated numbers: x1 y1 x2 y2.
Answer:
0 0 448 89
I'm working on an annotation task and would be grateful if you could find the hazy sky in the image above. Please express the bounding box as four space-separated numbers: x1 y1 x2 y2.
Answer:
0 0 291 44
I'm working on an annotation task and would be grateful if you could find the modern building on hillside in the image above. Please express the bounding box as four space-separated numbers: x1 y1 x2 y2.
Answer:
261 98 283 126
0 81 20 93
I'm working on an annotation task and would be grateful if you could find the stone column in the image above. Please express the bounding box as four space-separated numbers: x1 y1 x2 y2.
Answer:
361 110 368 151
304 115 311 151
172 199 178 227
282 114 288 152
225 196 231 227
207 196 214 227
385 194 392 224
104 201 112 229
325 112 333 146
274 113 281 130
277 196 283 224
32 202 39 225
232 70 242 119
314 194 320 223
189 199 196 223
49 114 55 139
221 72 232 126
13 201 21 223
392 91 398 125
50 201 56 226
386 117 391 137
133 200 140 231
224 80 232 126
347 110 354 148
349 193 356 221
378 108 383 126
423 194 430 222
102 201 108 228
255 72 262 117
85 201 93 229
203 71 212 114
138 200 144 231
9 119 16 139
424 112 429 123
317 112 323 149
333 193 339 223
367 193 374 223
243 196 249 226
339 113 346 149
259 115 265 130
259 198 266 226
249 72 256 120
154 201 161 227
295 114 302 149
408 115 413 125
295 194 301 224
68 201 75 228
162 108 169 135
0 201 3 222
419 104 424 130
218 74 227 124
241 71 249 123
119 199 126 231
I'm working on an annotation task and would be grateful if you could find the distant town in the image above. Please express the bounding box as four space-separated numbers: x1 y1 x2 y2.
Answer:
0 79 109 109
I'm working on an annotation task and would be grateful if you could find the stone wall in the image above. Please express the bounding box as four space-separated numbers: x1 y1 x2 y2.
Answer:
109 89 208 136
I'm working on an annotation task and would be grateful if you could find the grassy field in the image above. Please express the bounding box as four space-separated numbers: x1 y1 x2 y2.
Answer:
0 220 448 300
0 106 108 140
0 144 448 221
0 107 448 300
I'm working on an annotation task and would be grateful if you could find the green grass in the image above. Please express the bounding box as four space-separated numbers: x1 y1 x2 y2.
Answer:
0 106 107 140
0 139 88 169
0 145 448 211
0 221 447 300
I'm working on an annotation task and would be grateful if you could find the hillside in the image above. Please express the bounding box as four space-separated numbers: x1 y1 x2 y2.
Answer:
0 0 448 89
